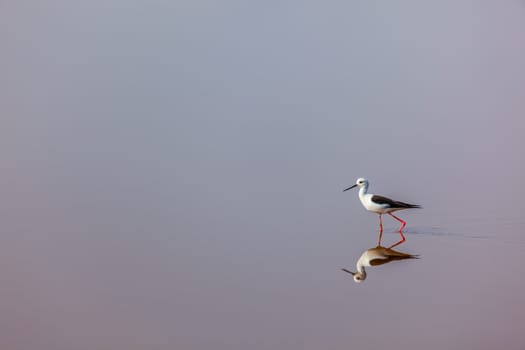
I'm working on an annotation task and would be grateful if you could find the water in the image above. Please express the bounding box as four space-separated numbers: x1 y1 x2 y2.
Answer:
1 1 525 349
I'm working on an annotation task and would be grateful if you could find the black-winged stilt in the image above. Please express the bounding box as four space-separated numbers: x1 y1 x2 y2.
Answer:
344 178 421 247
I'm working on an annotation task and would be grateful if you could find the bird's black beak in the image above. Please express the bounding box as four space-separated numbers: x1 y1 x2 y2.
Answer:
341 268 356 276
343 184 357 192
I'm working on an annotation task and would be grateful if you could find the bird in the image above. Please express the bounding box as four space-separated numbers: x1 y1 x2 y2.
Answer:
343 178 421 248
341 246 419 283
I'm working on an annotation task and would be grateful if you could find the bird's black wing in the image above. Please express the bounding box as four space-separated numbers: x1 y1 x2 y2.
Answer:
369 255 418 266
369 257 392 266
371 195 421 209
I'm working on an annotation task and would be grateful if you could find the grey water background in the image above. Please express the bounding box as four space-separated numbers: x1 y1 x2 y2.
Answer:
2 1 525 349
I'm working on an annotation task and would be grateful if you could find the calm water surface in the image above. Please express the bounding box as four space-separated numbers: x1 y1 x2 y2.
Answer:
1 1 525 349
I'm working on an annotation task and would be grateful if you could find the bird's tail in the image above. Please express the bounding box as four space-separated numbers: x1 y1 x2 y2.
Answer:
395 201 422 209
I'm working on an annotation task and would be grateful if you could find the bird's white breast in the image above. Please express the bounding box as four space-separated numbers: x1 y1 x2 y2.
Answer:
359 193 389 214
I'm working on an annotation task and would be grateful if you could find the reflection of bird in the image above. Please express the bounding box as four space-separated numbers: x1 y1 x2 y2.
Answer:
342 246 419 283
344 178 421 247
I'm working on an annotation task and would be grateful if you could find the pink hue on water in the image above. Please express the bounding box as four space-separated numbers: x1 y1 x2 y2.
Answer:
1 1 525 349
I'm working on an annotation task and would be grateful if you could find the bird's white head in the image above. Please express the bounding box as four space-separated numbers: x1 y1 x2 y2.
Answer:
355 178 368 187
353 271 367 283
343 177 369 192
342 268 367 283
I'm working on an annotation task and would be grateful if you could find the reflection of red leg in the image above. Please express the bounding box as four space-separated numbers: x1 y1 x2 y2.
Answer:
388 213 406 248
377 215 383 246
389 212 406 231
388 231 406 248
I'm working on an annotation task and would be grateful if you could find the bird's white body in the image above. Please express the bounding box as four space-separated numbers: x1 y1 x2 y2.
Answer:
355 180 405 214
358 187 391 214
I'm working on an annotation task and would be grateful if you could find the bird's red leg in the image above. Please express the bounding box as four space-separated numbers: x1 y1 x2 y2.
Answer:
388 213 407 248
377 214 383 246
388 212 406 231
